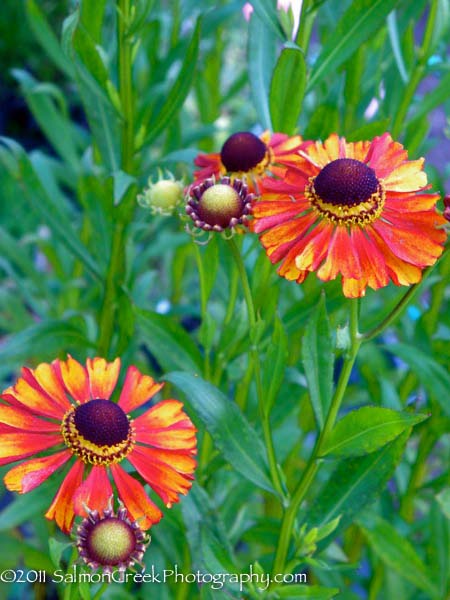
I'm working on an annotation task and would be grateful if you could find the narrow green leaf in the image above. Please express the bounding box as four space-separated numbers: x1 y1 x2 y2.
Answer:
386 343 450 416
308 0 401 90
303 431 410 540
357 512 440 598
406 71 450 126
166 372 275 493
79 0 108 42
135 308 203 373
321 407 428 458
263 316 288 413
346 118 391 142
270 47 306 133
275 585 339 599
302 294 334 430
248 14 276 130
250 0 285 41
25 0 74 77
144 19 201 145
387 11 408 83
0 138 101 279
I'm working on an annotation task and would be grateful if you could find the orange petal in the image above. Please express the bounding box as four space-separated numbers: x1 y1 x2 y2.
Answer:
73 465 113 517
45 460 84 533
58 356 90 403
32 362 71 411
7 375 65 420
86 357 120 400
342 277 368 298
385 191 440 212
383 159 427 191
373 219 444 267
351 228 389 291
110 464 162 529
4 450 71 493
135 428 197 451
323 133 343 161
366 134 408 179
293 222 333 272
317 227 361 281
260 213 316 252
368 229 422 286
134 399 194 430
0 404 61 433
0 433 62 464
128 446 195 507
118 367 164 413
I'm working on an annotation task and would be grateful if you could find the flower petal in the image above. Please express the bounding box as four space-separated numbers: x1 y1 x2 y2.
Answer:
73 465 113 517
317 226 362 281
58 356 90 403
110 464 162 530
383 159 427 191
118 366 164 413
45 460 84 533
4 450 71 493
86 357 121 400
31 362 71 411
5 375 66 420
366 133 408 179
128 446 195 507
0 433 62 465
0 403 61 433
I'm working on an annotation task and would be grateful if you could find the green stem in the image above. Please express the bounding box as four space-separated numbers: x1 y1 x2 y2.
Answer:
227 237 285 500
97 0 136 357
359 252 445 343
272 300 360 576
391 0 438 138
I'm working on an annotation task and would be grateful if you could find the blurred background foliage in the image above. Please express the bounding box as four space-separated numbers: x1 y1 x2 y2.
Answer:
0 0 449 599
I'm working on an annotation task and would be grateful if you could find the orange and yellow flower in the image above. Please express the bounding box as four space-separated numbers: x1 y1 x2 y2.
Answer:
0 356 197 533
193 130 305 191
252 133 447 297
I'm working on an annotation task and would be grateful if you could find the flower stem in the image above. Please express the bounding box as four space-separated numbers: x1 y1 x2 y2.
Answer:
272 299 360 576
97 0 136 357
227 237 285 500
359 254 445 343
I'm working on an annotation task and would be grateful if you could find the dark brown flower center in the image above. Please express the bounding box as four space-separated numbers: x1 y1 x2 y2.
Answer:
314 158 379 206
86 517 135 566
74 400 130 446
220 132 267 173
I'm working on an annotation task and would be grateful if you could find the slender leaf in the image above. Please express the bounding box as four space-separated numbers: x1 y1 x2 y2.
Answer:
250 0 285 41
357 512 440 598
321 407 428 458
270 46 306 133
144 19 201 144
0 138 101 279
135 308 203 372
386 343 450 416
248 14 276 130
302 294 334 430
308 0 401 90
25 0 74 77
263 316 288 413
166 372 275 493
406 71 450 126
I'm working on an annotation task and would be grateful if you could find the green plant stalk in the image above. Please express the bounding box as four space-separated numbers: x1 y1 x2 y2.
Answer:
359 250 447 343
227 237 285 500
272 299 361 576
97 0 136 357
295 0 315 52
391 0 438 138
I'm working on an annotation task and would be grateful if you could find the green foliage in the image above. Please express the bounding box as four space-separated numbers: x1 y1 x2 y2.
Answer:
0 0 448 598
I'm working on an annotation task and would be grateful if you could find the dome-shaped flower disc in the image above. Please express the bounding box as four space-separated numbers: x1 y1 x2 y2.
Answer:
1 356 197 532
252 133 447 297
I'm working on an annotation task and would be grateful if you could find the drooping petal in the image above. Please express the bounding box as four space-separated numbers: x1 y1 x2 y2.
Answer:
128 446 195 507
73 465 113 517
86 357 121 400
58 356 90 403
118 366 164 413
365 133 408 179
383 158 427 191
0 433 62 465
28 362 71 412
5 375 66 420
317 226 362 281
4 450 72 493
110 464 163 529
45 460 84 533
0 403 61 433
